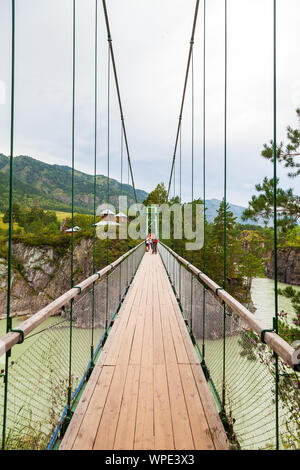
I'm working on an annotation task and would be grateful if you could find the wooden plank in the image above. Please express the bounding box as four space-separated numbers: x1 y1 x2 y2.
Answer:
191 364 229 450
166 303 191 364
116 268 147 366
114 365 140 450
165 363 194 450
160 262 200 365
156 269 190 365
179 364 215 450
153 364 174 450
129 312 146 365
59 363 105 450
134 366 154 450
104 272 144 365
60 330 118 451
72 366 115 450
93 364 128 450
160 301 177 365
141 300 153 367
152 270 166 365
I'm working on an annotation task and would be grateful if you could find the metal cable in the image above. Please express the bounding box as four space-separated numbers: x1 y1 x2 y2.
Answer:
273 0 279 450
67 0 76 414
222 0 228 412
202 0 206 361
91 0 98 364
101 0 138 204
105 42 111 331
167 0 200 198
2 0 15 450
190 48 195 332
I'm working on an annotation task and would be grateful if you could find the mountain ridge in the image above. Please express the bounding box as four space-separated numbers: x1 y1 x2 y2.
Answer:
0 154 257 225
0 153 147 213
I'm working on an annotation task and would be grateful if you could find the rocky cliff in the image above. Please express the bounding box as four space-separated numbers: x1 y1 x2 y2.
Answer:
266 247 300 286
0 238 94 319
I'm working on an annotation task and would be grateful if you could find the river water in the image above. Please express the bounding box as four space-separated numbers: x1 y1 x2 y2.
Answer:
202 277 300 450
251 277 300 327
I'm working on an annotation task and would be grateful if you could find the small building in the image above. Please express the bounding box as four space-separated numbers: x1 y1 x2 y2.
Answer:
116 212 127 224
94 220 119 227
64 225 81 234
99 209 115 222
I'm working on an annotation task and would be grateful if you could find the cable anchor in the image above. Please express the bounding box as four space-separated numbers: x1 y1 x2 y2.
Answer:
260 317 278 344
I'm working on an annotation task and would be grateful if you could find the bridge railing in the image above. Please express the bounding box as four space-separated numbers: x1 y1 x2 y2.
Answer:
159 241 300 450
0 242 144 450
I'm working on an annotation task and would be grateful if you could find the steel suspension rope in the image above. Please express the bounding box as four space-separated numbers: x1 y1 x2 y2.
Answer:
221 0 228 413
202 0 207 363
119 122 124 301
67 0 76 418
105 42 111 333
127 145 129 285
190 49 195 333
273 0 279 450
91 0 98 367
2 0 15 451
167 0 200 198
179 126 182 300
101 0 138 204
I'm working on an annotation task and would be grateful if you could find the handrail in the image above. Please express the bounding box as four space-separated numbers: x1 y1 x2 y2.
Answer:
0 242 143 357
159 241 300 370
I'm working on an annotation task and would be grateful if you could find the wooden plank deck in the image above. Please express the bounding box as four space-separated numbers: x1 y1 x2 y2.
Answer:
60 252 229 450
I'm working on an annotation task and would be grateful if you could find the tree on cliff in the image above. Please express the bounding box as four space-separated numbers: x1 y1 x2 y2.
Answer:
242 177 299 230
242 108 300 229
262 108 300 178
143 183 168 206
205 201 265 302
3 202 23 228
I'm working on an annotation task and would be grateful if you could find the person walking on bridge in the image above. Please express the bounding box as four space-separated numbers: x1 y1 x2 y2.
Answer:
152 235 158 254
145 234 151 252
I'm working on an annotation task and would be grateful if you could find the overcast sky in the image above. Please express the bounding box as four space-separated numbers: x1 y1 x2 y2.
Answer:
0 0 299 206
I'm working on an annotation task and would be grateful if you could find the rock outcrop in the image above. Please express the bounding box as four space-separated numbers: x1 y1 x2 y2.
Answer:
0 238 94 319
266 247 300 286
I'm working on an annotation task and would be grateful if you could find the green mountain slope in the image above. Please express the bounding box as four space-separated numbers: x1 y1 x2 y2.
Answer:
0 154 147 212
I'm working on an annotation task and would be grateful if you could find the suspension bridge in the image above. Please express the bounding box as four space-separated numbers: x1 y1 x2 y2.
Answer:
1 0 300 452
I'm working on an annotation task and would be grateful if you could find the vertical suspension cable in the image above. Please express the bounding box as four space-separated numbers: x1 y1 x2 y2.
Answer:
2 0 15 450
222 0 228 413
173 151 176 199
105 42 110 331
202 0 206 361
167 0 200 197
119 122 123 300
179 125 182 299
190 48 194 331
91 0 98 365
127 146 129 285
273 0 279 450
172 153 175 251
180 126 182 207
67 0 76 416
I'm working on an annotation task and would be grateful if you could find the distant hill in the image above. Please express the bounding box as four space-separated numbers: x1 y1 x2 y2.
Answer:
205 198 249 224
0 154 148 213
0 154 263 226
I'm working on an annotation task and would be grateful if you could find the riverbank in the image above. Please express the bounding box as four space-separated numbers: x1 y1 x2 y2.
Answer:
251 277 300 328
